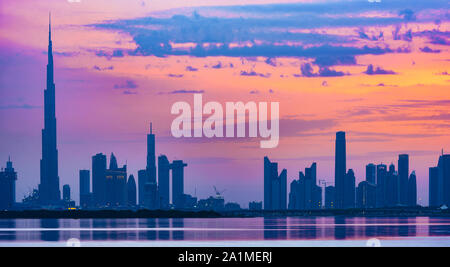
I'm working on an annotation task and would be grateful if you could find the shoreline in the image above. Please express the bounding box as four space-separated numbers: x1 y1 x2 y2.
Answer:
0 208 449 219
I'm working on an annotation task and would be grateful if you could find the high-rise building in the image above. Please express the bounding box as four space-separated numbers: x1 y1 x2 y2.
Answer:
0 157 17 210
138 169 148 206
79 170 90 208
356 181 376 209
288 163 321 210
386 163 399 207
158 155 170 209
429 167 439 207
127 175 137 207
92 153 107 206
398 154 409 206
171 160 187 209
343 169 355 208
366 163 376 184
263 157 287 210
408 171 417 207
376 164 387 208
63 184 71 201
438 154 450 206
334 131 346 209
325 186 335 209
39 14 61 205
249 201 263 210
105 153 127 207
147 123 156 183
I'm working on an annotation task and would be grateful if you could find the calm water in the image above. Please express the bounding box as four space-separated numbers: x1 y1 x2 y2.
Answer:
0 217 449 247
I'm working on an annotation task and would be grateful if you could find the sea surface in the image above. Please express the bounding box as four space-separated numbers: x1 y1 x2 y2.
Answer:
0 216 449 247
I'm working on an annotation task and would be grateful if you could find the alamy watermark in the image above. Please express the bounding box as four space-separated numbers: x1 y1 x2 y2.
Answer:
171 94 279 148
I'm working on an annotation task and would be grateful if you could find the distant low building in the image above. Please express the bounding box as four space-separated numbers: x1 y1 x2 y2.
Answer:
0 157 17 210
249 201 262 210
224 202 241 211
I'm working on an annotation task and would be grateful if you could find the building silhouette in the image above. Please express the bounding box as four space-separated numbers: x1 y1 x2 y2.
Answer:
343 169 355 208
386 163 399 206
79 170 90 208
398 154 409 206
63 184 70 201
171 160 187 209
439 154 450 206
356 181 376 209
249 201 262 210
39 14 61 205
92 153 107 206
127 174 137 207
334 131 346 209
263 157 287 210
408 171 417 207
288 163 321 210
429 167 439 207
429 153 450 207
376 164 387 208
139 124 159 209
0 157 17 210
325 186 335 209
158 155 170 209
105 153 127 207
366 163 376 184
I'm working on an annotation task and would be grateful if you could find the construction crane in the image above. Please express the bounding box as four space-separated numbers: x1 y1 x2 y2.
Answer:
213 186 226 199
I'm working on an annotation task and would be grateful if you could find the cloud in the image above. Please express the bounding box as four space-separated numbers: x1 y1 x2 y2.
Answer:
0 104 42 110
122 90 138 95
167 74 184 78
364 64 396 75
185 66 198 71
249 90 259 94
300 63 346 77
93 65 114 71
420 46 441 53
160 89 205 95
240 70 271 78
114 80 138 89
313 55 356 67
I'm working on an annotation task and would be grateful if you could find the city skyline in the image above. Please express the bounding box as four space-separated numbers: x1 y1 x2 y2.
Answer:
0 0 449 207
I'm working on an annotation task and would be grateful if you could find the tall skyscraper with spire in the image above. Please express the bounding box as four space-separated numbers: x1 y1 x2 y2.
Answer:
39 14 61 204
147 123 156 183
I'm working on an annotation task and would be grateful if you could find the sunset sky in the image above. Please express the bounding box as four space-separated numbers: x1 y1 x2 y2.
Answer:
0 0 449 207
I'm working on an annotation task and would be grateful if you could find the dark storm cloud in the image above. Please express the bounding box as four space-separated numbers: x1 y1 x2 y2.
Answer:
364 64 396 75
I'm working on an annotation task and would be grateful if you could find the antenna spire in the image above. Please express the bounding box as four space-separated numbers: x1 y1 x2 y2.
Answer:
150 122 153 134
49 12 52 41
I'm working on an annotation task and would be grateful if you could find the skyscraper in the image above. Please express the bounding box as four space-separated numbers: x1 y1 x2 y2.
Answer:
263 157 287 210
366 163 376 184
0 157 17 210
147 123 156 183
63 184 71 201
325 186 335 209
343 169 355 209
127 175 137 207
408 171 417 207
105 153 127 207
288 163 321 210
92 153 107 206
438 154 450 206
356 181 376 209
158 155 170 209
138 169 148 206
376 164 387 208
39 14 61 205
171 160 187 209
79 170 90 208
334 131 346 209
429 167 439 207
398 154 409 206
